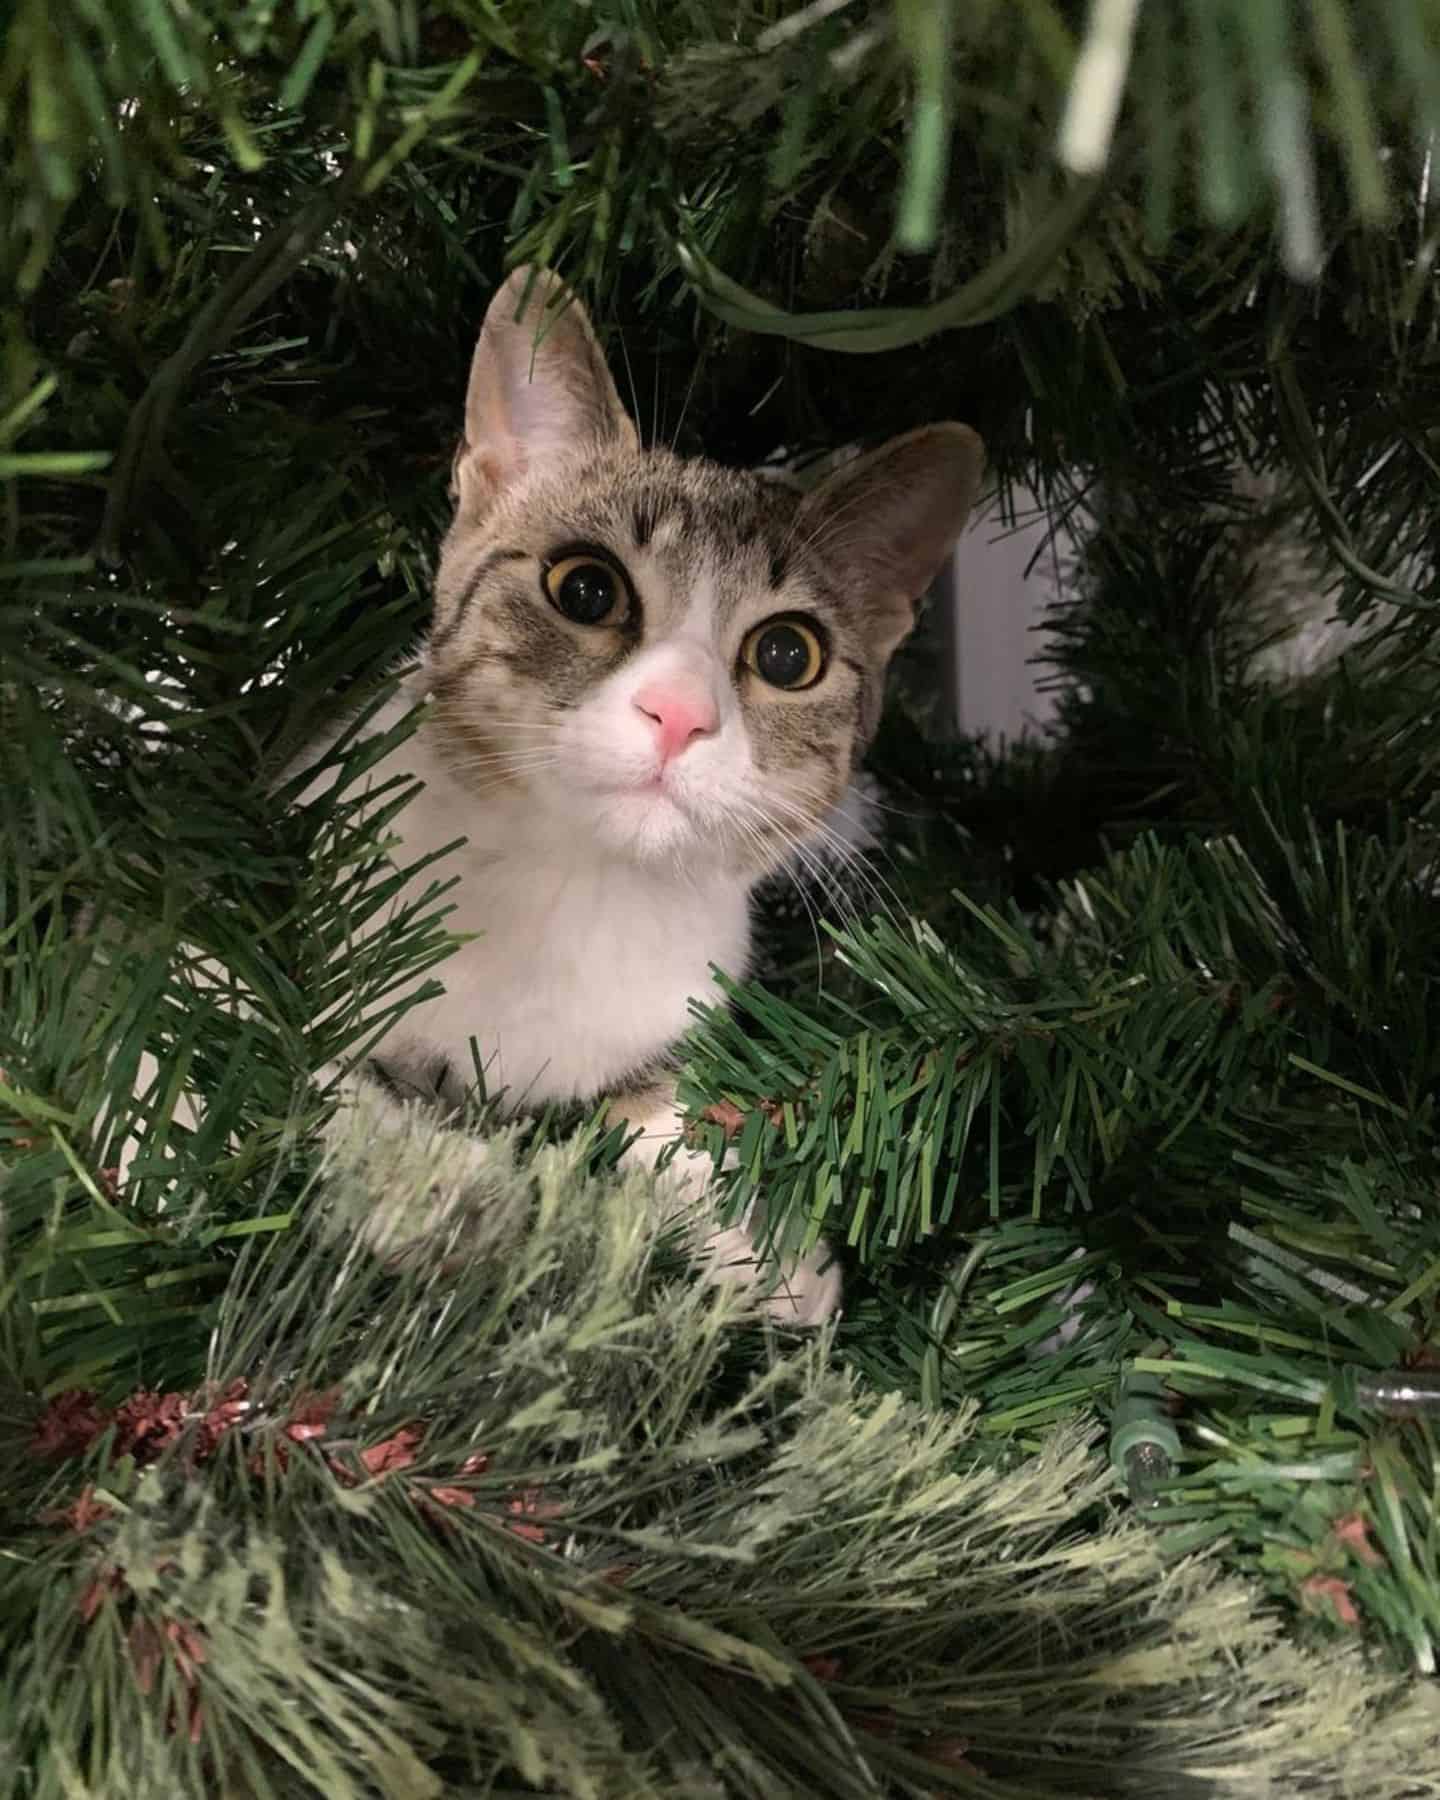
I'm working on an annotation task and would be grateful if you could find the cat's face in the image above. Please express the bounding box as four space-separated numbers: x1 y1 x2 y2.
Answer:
426 268 983 878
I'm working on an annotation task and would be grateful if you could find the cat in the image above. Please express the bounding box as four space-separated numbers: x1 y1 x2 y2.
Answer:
125 266 985 1323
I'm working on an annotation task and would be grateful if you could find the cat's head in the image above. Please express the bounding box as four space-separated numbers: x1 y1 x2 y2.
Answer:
426 267 983 877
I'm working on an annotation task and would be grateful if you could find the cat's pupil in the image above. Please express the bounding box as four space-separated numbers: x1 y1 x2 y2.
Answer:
558 563 615 623
756 624 810 687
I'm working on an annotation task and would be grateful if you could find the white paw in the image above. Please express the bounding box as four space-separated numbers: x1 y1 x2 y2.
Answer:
700 1224 843 1327
764 1234 844 1326
320 1077 502 1265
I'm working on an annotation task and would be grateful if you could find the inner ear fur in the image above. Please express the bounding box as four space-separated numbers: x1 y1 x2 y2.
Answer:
797 422 986 663
453 266 637 521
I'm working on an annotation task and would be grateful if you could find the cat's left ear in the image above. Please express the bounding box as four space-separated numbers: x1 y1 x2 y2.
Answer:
797 423 985 664
453 266 637 520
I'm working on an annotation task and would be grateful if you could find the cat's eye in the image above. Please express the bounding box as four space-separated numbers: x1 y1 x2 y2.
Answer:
543 553 627 626
742 617 826 691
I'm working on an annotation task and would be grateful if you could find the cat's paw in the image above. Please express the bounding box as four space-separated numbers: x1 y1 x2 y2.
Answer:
700 1224 843 1326
319 1075 503 1267
362 1132 499 1269
763 1234 843 1326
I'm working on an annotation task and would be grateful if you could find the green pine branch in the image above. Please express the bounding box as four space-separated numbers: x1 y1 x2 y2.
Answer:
4 1104 1438 1798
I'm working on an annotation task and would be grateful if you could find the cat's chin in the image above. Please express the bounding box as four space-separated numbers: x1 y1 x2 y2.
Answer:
586 784 709 865
557 779 740 875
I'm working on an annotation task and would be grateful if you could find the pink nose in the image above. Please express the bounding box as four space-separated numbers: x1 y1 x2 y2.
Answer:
633 682 718 765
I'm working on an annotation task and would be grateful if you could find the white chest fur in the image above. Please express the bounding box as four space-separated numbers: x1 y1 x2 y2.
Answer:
342 700 753 1108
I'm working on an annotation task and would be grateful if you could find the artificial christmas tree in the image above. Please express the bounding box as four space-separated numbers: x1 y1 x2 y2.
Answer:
5 3 1440 1793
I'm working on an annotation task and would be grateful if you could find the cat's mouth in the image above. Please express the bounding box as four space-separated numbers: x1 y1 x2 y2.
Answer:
606 758 687 801
586 768 720 860
636 772 680 799
620 771 692 817
542 746 740 867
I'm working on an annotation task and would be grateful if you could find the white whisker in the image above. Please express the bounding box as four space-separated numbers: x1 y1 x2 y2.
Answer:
746 784 903 928
729 793 878 942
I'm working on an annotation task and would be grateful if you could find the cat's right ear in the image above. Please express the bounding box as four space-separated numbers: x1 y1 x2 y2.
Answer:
452 267 637 520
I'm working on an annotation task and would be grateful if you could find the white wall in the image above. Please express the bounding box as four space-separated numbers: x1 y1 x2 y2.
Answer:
939 484 1075 743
